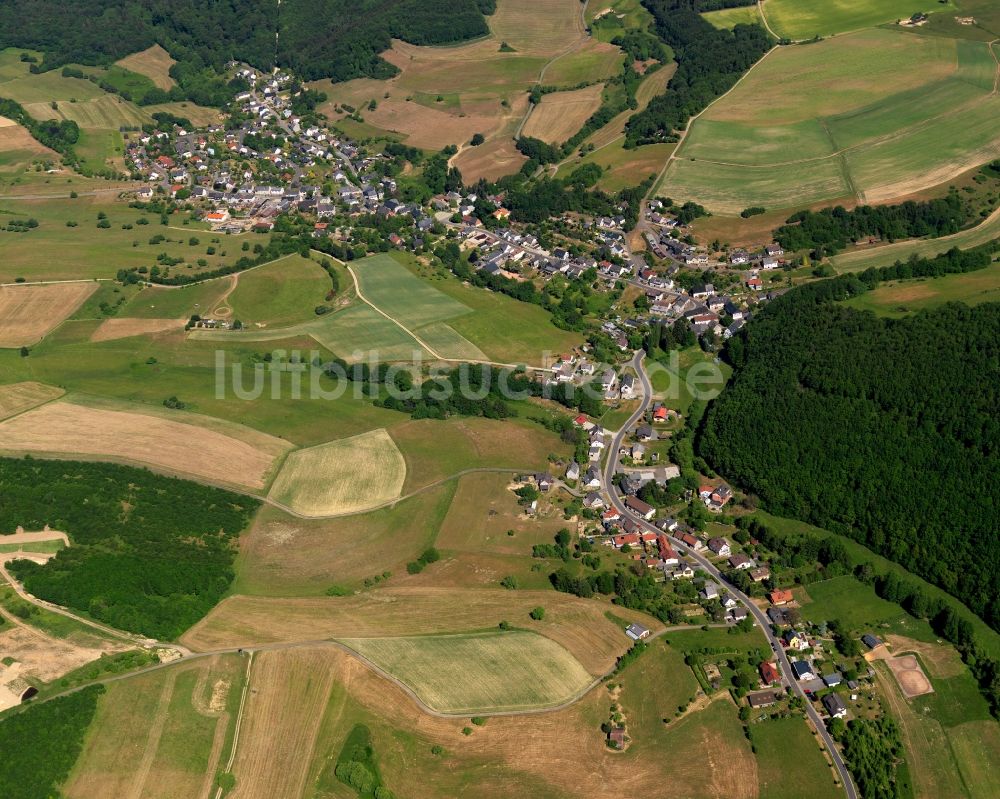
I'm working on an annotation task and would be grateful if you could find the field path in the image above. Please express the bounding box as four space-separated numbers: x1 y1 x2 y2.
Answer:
213 652 253 799
125 668 178 799
342 260 553 371
756 0 783 41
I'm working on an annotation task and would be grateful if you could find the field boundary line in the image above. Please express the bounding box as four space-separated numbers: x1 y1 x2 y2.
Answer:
213 651 253 799
341 259 553 372
126 668 178 799
0 278 109 288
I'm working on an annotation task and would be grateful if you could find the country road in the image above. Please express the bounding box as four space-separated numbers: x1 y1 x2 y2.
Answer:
601 351 858 799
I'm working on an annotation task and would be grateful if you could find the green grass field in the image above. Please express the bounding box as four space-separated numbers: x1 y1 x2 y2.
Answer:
798 576 912 631
668 29 1000 213
227 255 331 328
702 4 762 29
752 717 842 799
762 0 956 40
0 197 264 283
336 631 594 713
842 263 1000 316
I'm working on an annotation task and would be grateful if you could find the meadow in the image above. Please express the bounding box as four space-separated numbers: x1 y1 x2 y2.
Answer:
114 45 177 90
751 717 842 799
702 4 762 29
267 428 407 516
842 262 1000 316
227 254 331 328
63 655 243 799
338 631 594 713
762 0 955 41
666 29 1000 213
0 196 265 283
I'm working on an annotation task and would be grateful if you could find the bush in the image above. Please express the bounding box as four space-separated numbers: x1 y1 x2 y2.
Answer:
530 606 545 620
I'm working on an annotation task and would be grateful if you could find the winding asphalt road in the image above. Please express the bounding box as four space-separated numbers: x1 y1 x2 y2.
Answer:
602 351 858 799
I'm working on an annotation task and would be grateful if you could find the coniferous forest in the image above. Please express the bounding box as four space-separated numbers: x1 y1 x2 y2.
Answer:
1 458 258 639
698 277 1000 630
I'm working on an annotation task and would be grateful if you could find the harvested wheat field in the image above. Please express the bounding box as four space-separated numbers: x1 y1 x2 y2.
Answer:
339 631 593 713
268 428 406 516
453 136 528 182
0 282 97 347
522 85 605 144
114 44 176 90
181 587 660 675
90 317 185 342
228 648 337 799
887 654 934 698
0 115 56 159
0 400 291 490
0 381 63 420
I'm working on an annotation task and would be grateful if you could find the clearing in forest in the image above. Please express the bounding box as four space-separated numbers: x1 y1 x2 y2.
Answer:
114 45 177 90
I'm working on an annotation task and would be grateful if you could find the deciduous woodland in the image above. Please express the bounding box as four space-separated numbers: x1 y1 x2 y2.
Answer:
699 261 1000 630
0 0 496 102
2 458 258 639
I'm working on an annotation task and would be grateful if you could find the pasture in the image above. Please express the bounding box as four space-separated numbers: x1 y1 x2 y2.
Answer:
798 575 911 631
114 45 177 90
522 85 605 144
0 398 291 490
338 631 593 713
267 428 407 516
0 282 97 347
667 29 1000 213
842 263 1000 316
702 4 762 28
180 587 661 676
0 196 264 283
234 482 454 596
752 717 841 799
227 254 331 328
64 655 242 799
762 0 954 40
0 381 63 419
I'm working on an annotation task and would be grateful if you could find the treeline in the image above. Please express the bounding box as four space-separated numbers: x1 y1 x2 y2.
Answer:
624 0 771 146
0 97 80 160
2 458 258 639
774 189 982 256
831 717 905 799
0 684 103 799
699 247 1000 634
0 0 494 96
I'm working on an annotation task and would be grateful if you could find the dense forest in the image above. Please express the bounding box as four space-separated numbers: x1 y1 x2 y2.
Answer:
0 0 494 102
698 250 1000 630
0 685 103 799
774 186 990 256
624 0 771 146
1 458 258 639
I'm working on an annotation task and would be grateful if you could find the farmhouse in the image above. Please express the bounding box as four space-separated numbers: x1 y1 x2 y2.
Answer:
861 634 881 650
624 495 656 520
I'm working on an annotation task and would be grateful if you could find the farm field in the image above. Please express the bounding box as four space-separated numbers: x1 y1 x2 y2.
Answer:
665 29 1000 213
0 282 97 347
64 655 243 799
234 482 455 596
268 428 407 516
0 398 292 490
313 0 618 176
338 631 594 712
90 316 185 342
752 717 841 799
842 262 1000 316
761 0 955 40
227 254 331 328
522 85 605 144
181 587 661 676
0 114 55 167
0 196 264 283
27 94 151 129
114 45 177 90
0 380 63 419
